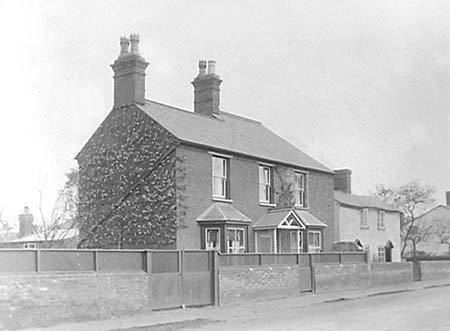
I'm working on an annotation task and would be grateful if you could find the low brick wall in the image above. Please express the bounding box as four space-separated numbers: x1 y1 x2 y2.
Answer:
419 261 450 281
0 272 149 330
218 265 302 305
314 262 413 293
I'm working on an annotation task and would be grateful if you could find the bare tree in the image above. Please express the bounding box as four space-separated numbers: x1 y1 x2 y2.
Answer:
427 218 450 256
36 169 79 248
375 181 435 259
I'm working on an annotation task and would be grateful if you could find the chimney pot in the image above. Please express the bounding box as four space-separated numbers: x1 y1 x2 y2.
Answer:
198 60 207 76
207 60 216 74
129 33 140 55
119 36 130 57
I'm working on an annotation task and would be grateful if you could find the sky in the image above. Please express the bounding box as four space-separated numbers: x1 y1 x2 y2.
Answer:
0 0 448 224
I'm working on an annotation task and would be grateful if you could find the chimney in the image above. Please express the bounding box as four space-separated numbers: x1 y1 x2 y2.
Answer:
334 169 352 194
111 34 149 108
192 60 222 116
18 206 34 238
446 191 450 207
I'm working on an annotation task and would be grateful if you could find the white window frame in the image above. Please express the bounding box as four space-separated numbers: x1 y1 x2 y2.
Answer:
294 172 307 208
307 231 321 253
259 165 272 204
205 228 220 251
377 210 385 230
212 156 229 200
23 243 36 249
377 246 385 262
226 227 245 253
361 208 369 228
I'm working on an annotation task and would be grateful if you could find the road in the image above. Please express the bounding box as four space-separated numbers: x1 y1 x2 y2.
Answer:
179 286 450 331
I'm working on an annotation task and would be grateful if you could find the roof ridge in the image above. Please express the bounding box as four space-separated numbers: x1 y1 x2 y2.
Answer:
145 99 262 125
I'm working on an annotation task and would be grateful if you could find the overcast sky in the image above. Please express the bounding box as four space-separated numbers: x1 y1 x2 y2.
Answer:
0 0 448 223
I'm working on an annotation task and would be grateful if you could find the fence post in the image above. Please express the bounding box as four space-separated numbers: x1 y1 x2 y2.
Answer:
180 250 185 308
296 254 300 265
212 251 220 306
35 249 40 273
308 253 313 268
146 250 153 312
258 254 262 266
338 253 342 264
93 250 99 272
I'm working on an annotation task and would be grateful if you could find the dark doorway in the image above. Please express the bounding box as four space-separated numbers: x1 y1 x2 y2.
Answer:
385 240 394 262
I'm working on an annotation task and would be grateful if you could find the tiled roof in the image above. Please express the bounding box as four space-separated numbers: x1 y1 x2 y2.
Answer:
137 100 332 173
334 191 399 212
197 203 252 223
253 208 327 229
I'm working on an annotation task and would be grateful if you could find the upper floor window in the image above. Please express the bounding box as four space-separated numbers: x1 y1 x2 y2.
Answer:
377 210 385 229
259 165 272 204
361 208 368 228
212 156 229 199
294 172 306 207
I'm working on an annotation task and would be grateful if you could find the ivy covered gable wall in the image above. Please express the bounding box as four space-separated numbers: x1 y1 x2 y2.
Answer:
77 105 181 249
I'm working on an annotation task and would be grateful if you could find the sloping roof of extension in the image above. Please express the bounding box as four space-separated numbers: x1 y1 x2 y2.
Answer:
197 203 252 223
137 100 332 173
334 191 399 212
253 208 327 229
416 204 450 219
7 229 79 243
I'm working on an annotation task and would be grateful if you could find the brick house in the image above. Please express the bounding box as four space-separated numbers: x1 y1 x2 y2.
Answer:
76 35 335 253
333 170 401 262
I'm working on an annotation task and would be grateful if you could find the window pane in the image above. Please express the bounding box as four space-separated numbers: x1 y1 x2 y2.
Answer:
206 229 220 250
212 157 223 177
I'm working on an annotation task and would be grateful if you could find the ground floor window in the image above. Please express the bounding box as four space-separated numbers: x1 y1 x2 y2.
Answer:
377 246 385 262
23 243 36 249
205 228 220 250
298 231 304 252
227 228 245 253
308 231 321 252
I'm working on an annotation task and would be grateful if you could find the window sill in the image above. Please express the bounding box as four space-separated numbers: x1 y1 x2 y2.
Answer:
360 226 369 230
259 202 276 207
294 204 308 210
377 227 385 231
212 197 233 203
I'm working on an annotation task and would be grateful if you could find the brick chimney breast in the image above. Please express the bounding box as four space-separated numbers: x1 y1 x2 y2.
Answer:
192 60 222 116
111 34 149 108
334 169 352 194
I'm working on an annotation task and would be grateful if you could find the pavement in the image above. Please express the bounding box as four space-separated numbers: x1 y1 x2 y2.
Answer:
25 279 450 331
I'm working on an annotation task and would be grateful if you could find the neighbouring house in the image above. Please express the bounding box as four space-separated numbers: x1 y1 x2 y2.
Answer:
404 192 450 257
333 169 401 262
76 34 336 253
0 207 79 249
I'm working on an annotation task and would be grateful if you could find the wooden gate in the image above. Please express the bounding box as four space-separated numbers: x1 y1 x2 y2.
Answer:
150 250 215 310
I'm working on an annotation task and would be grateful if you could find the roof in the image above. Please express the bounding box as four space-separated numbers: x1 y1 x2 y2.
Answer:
416 204 450 219
197 203 252 223
334 191 399 212
137 100 332 173
8 229 79 243
253 208 327 229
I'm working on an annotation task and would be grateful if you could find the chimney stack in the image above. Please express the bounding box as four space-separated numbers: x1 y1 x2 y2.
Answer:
334 169 352 194
111 34 149 108
446 191 450 207
192 60 222 116
18 206 34 238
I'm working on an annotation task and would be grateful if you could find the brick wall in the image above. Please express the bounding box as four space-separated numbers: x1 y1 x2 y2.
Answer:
0 272 149 330
218 265 301 305
314 262 413 293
